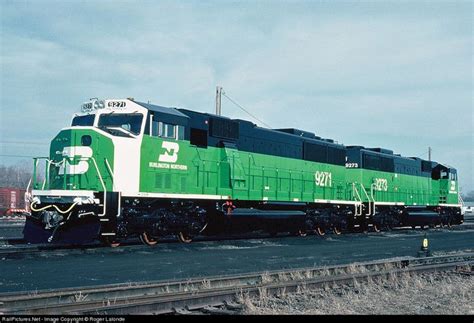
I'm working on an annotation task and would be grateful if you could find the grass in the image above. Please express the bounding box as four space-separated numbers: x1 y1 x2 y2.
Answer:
72 291 88 303
241 271 473 315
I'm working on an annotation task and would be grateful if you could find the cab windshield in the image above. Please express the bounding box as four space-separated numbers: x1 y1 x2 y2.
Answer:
98 113 143 137
71 114 95 126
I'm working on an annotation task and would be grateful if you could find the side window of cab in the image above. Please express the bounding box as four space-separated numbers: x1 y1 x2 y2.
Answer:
150 113 184 140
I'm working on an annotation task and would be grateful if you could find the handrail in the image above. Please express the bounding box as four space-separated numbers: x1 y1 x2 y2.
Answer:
359 183 370 202
88 156 107 217
352 183 363 216
32 157 52 190
42 159 66 190
31 156 108 217
359 183 372 216
369 183 375 202
352 183 362 202
104 158 115 191
352 182 377 217
458 192 465 207
369 183 377 215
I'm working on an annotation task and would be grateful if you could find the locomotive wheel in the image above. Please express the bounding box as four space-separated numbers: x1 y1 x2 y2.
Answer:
101 236 121 248
139 232 158 246
384 223 393 231
372 224 381 233
178 232 193 243
333 226 342 235
297 230 307 237
199 222 209 233
315 226 326 236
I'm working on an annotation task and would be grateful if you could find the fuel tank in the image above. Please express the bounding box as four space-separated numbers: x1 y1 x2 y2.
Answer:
403 207 440 226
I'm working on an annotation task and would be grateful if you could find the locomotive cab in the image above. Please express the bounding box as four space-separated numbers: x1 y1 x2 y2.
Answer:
25 98 196 244
432 164 459 204
25 99 151 243
431 164 462 225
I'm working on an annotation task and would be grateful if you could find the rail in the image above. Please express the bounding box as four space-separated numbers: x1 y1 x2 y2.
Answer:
1 252 471 315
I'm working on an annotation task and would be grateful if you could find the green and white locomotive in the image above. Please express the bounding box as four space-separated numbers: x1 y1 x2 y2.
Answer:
24 98 464 245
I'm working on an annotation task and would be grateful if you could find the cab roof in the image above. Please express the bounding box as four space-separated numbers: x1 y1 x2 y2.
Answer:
135 101 189 125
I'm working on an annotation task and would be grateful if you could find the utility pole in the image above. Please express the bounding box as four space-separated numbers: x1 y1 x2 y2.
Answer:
428 147 432 161
215 86 223 116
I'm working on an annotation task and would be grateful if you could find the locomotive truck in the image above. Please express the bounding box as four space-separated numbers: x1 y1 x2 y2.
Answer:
24 98 463 246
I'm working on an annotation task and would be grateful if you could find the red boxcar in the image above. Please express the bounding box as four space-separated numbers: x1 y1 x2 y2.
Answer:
0 187 28 216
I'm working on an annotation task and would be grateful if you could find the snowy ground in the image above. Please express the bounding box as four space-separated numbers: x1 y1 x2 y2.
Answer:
240 270 473 315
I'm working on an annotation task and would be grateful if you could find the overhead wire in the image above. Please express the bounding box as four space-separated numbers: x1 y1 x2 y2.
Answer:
0 154 38 158
0 141 49 146
221 92 272 129
415 149 430 159
0 141 48 160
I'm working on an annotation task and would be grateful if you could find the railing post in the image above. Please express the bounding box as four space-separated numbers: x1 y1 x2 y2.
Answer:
63 157 67 190
90 157 107 217
33 158 38 189
44 161 49 190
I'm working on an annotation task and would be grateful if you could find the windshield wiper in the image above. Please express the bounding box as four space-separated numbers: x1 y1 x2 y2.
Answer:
104 126 138 138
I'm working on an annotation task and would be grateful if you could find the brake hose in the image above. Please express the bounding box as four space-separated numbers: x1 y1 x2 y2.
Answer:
30 201 79 214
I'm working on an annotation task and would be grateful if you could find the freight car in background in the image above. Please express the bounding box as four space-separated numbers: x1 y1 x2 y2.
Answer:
0 187 28 218
23 98 464 246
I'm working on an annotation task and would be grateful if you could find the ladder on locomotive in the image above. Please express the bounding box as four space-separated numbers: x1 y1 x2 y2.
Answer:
352 182 375 217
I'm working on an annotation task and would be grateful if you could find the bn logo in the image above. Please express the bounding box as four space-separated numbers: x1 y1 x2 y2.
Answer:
158 141 180 163
59 146 93 175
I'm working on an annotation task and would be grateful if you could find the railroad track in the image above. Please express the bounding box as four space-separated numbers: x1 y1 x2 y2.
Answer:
1 252 472 315
0 237 25 245
1 224 473 258
0 239 141 257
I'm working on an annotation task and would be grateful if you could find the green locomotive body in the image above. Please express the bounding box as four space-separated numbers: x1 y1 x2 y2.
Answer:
25 98 463 245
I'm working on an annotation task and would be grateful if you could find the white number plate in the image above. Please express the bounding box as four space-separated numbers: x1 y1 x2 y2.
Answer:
345 163 359 168
374 178 388 191
315 171 332 187
108 101 127 108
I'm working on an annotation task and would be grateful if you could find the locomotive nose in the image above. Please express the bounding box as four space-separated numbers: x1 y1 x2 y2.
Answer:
46 128 114 192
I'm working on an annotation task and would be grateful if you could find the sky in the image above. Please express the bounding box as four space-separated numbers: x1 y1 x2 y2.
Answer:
0 0 472 192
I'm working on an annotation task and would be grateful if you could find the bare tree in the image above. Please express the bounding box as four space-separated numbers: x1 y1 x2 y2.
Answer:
462 190 474 202
0 161 43 189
